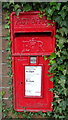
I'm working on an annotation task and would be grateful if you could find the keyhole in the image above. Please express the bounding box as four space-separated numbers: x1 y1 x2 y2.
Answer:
21 82 23 84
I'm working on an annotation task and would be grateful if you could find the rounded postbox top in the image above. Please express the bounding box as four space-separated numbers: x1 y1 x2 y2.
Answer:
10 11 56 33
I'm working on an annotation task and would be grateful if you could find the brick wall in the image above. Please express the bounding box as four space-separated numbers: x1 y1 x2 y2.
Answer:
0 3 2 119
2 10 12 109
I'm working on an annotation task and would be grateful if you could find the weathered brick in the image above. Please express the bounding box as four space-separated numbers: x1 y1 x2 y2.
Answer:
2 76 11 87
0 62 2 77
0 37 2 50
2 24 9 37
2 50 8 63
2 37 8 50
2 99 12 108
2 10 8 24
2 63 9 76
0 77 2 87
2 87 10 98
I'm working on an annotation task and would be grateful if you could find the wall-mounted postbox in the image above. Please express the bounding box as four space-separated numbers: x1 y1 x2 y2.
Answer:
10 11 56 112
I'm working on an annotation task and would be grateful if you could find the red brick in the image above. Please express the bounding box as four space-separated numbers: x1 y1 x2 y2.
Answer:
2 87 10 98
2 24 9 37
2 99 12 108
0 37 2 50
2 37 8 50
2 63 9 76
2 76 11 87
2 50 8 63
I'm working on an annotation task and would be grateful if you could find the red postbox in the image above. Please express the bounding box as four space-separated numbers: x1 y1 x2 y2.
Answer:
10 11 56 112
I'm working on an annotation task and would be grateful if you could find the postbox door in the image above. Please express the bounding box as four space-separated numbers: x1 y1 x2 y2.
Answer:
13 56 53 112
